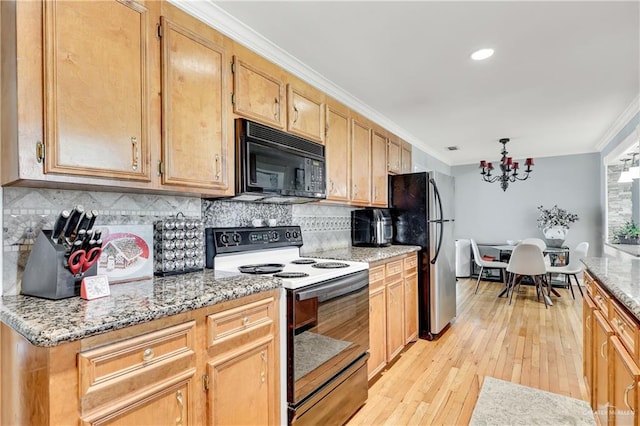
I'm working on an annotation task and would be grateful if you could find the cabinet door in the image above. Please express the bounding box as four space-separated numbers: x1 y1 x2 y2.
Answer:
387 137 401 174
371 130 388 206
233 57 284 128
404 272 418 344
159 16 230 193
594 310 614 426
611 336 640 426
368 285 387 379
287 84 324 143
83 378 193 426
351 119 371 205
401 142 412 173
43 0 152 181
583 294 596 407
207 339 277 426
386 279 405 361
325 102 350 202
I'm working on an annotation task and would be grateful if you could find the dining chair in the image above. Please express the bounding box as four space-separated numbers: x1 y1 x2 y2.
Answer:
470 239 508 294
506 243 550 308
546 242 589 299
521 237 551 266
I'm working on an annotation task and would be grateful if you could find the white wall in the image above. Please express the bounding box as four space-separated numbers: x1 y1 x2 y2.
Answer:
452 152 602 255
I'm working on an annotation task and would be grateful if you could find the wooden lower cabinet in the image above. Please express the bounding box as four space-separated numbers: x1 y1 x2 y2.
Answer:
367 252 418 380
611 336 640 425
0 290 279 426
207 339 276 426
368 265 387 379
584 270 640 426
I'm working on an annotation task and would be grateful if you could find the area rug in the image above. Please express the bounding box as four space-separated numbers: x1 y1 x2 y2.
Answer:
469 377 595 425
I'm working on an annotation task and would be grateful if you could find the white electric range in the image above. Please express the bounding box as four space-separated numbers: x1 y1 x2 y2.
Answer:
205 226 370 425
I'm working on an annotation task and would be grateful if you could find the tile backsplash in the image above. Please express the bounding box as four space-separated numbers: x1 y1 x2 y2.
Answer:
3 191 358 295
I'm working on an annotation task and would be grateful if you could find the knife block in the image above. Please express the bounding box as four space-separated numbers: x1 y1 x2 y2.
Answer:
21 231 97 300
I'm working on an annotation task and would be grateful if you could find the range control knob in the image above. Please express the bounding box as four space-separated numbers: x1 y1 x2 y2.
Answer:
285 231 291 239
271 231 280 241
292 230 299 239
232 233 241 243
220 234 229 245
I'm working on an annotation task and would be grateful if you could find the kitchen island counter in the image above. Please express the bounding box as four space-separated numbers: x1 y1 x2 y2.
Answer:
582 256 640 321
0 270 281 347
305 244 421 263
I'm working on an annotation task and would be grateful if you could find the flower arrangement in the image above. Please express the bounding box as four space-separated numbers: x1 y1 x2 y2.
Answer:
613 220 640 244
536 205 579 229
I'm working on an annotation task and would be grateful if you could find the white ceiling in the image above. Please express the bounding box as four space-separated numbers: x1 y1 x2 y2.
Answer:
203 1 639 166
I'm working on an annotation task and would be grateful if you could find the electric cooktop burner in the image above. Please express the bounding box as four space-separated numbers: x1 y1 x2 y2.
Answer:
238 263 285 274
273 272 310 278
312 262 350 269
291 259 317 265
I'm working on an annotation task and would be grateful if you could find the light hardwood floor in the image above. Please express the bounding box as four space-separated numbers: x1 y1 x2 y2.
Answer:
347 277 587 425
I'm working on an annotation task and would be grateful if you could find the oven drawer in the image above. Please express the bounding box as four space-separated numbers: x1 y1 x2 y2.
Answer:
207 296 275 350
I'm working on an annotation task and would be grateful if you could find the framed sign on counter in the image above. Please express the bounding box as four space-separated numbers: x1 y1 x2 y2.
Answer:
96 225 153 284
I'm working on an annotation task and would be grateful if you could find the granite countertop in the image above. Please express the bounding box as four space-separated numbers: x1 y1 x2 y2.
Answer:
305 244 421 263
605 242 640 257
0 270 281 347
582 256 640 320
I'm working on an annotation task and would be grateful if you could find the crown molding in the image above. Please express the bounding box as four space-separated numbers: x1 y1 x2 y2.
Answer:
168 0 449 164
595 94 640 152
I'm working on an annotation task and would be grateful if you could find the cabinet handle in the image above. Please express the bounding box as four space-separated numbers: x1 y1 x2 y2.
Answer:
293 105 299 125
330 180 335 193
600 340 607 360
131 136 139 171
374 186 378 199
215 154 221 180
624 383 635 412
142 348 154 361
260 350 267 383
586 315 591 330
273 98 280 121
618 319 626 333
353 184 358 197
175 389 184 426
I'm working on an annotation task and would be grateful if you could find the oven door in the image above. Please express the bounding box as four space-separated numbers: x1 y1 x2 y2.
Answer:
287 269 369 405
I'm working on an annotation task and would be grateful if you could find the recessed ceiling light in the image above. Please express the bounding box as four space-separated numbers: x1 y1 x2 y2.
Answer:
471 48 494 61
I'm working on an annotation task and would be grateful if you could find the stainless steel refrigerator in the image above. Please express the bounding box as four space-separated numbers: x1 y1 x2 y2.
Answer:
388 171 456 340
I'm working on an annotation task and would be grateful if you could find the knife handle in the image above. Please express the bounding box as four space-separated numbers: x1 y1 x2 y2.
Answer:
51 210 70 242
64 205 85 239
87 210 98 230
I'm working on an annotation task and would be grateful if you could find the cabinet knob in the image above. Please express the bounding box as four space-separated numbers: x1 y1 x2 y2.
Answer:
242 316 250 326
142 348 154 361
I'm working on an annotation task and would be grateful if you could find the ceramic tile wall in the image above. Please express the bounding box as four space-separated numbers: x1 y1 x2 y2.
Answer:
2 187 201 295
202 199 292 227
292 204 354 254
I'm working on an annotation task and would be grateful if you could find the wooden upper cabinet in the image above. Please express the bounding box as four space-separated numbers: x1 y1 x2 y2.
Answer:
287 83 324 143
401 140 412 173
43 0 152 181
351 118 371 205
232 56 284 128
159 14 231 194
387 136 401 174
371 129 388 206
325 101 350 202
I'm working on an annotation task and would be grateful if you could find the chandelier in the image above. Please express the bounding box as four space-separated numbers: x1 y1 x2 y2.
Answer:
479 138 534 191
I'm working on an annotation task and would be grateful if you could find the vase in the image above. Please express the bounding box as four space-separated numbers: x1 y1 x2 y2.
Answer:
543 226 568 248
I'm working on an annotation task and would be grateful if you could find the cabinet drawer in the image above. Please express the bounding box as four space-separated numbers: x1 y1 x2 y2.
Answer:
611 302 638 358
404 255 417 274
207 296 275 348
370 265 385 284
584 271 596 298
593 282 610 316
386 259 403 277
79 321 196 413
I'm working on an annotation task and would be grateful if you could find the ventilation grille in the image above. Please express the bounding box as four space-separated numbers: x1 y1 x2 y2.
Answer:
246 120 324 157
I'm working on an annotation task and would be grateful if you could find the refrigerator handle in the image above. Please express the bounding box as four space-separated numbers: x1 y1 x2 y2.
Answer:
429 177 444 264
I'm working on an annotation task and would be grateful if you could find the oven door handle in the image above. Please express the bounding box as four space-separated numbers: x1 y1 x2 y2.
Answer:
296 271 369 302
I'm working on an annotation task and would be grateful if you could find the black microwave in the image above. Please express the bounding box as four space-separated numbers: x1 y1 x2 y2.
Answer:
235 119 326 202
